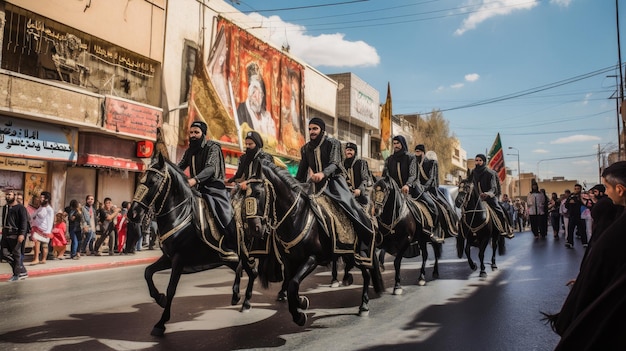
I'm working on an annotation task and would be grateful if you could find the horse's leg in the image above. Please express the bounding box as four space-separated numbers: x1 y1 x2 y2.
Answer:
145 255 172 308
330 254 340 287
231 261 243 306
277 264 289 302
432 242 440 279
151 254 185 337
418 240 428 286
378 248 386 272
478 239 487 278
466 237 477 271
342 254 354 286
358 263 372 316
288 255 317 326
393 253 403 295
491 235 499 271
240 259 258 312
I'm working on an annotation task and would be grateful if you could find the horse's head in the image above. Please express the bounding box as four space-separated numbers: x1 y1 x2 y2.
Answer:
129 154 176 223
372 177 392 217
455 178 474 208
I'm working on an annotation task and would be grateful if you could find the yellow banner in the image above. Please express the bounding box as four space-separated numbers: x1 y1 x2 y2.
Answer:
380 83 392 157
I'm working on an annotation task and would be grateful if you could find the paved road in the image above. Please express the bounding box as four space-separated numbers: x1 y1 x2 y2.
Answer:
0 231 584 351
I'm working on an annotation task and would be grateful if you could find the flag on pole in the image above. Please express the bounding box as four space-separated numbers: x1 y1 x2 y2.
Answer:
488 133 506 183
380 82 392 159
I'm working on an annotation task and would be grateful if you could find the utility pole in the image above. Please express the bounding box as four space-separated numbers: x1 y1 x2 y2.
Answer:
617 0 625 159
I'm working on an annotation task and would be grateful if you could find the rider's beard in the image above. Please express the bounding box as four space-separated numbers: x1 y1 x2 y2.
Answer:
188 137 203 152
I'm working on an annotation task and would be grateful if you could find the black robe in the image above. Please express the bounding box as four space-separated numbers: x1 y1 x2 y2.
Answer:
229 148 274 182
552 207 626 345
344 157 371 205
178 139 233 232
296 134 373 235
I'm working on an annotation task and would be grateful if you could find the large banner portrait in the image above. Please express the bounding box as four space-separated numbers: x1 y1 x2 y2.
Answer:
210 18 305 159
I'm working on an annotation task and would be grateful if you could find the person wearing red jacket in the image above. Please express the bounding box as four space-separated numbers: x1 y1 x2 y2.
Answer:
115 201 130 254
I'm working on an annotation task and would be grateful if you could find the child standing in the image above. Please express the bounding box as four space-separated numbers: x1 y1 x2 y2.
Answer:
51 211 68 260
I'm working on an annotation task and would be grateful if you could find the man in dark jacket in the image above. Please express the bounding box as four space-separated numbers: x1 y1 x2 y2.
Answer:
178 121 238 262
415 144 458 239
295 117 375 267
564 183 587 249
344 142 371 206
1 190 29 281
471 154 514 238
546 161 626 350
383 136 438 237
227 130 274 190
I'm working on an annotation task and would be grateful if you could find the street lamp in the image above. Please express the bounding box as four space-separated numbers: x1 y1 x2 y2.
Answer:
507 147 521 199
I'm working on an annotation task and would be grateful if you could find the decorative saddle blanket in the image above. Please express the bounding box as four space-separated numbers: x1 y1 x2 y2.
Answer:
312 195 358 255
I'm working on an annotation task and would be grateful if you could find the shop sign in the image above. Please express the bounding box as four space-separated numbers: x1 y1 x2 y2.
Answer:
0 156 47 174
0 117 78 162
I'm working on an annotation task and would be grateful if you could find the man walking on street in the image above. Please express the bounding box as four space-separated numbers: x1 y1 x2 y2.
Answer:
565 184 587 249
1 190 29 281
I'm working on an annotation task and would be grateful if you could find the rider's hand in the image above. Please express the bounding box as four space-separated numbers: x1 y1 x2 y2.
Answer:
240 181 248 191
480 193 489 200
354 189 361 197
401 185 409 194
188 178 197 187
311 172 325 183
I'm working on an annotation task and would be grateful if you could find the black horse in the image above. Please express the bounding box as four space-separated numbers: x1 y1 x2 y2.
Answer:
127 154 257 336
244 161 384 326
372 177 442 295
455 177 504 278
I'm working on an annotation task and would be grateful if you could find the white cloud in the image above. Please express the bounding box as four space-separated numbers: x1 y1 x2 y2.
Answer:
551 0 572 7
550 135 602 144
246 13 379 68
582 93 592 105
455 0 540 36
533 149 549 154
465 73 480 82
572 160 591 166
451 83 465 89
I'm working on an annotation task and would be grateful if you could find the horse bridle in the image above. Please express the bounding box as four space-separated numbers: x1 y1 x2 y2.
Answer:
133 164 191 218
459 180 490 233
373 181 405 234
244 178 302 232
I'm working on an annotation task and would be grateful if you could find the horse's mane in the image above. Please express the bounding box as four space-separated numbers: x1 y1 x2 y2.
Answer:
153 157 201 197
261 160 302 191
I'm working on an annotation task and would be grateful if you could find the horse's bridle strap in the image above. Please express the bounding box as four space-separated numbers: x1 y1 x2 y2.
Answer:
276 211 314 253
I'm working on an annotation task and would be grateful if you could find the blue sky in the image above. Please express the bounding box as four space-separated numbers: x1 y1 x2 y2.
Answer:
230 0 622 187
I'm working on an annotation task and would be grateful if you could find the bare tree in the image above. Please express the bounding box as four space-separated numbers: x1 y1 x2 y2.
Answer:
411 109 456 184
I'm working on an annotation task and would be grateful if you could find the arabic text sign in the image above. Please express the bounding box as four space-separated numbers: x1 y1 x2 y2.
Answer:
0 116 78 162
104 97 161 140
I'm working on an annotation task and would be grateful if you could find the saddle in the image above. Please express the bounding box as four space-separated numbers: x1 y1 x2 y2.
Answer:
406 198 435 236
192 197 227 253
310 195 358 255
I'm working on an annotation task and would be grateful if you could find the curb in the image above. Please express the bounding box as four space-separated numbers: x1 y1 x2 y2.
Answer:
0 256 159 281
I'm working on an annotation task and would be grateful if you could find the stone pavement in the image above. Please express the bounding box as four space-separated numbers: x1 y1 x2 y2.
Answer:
0 248 161 281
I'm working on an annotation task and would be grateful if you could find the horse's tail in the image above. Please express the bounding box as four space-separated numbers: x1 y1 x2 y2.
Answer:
456 232 465 259
370 253 385 295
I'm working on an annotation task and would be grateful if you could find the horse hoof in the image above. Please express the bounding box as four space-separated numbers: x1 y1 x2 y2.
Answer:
276 292 287 302
380 265 385 272
393 287 403 295
330 280 340 288
433 272 439 280
231 294 241 306
299 296 310 310
343 274 354 286
240 301 251 313
418 279 426 286
479 271 487 278
295 312 307 326
150 327 165 337
358 307 370 317
470 264 477 271
491 265 498 271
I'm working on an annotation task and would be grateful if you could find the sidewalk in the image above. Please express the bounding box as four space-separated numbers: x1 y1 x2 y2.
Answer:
0 248 161 281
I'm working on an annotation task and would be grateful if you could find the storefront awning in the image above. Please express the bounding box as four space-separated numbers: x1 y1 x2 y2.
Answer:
77 154 145 172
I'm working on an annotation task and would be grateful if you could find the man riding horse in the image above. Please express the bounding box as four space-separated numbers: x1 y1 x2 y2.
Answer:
414 144 458 239
344 142 372 206
295 117 375 268
177 120 239 261
383 135 438 237
471 154 515 238
227 130 274 190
